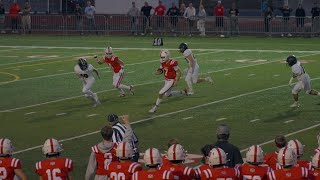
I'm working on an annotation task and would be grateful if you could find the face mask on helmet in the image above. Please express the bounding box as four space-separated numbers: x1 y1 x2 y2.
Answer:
178 43 188 53
0 138 14 156
78 58 88 70
160 49 170 63
105 47 113 58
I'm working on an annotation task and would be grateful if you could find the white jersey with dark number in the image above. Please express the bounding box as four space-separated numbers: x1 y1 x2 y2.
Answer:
183 49 198 68
74 64 95 83
291 61 309 82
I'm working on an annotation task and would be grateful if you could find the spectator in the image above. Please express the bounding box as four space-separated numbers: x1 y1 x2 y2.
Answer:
214 0 225 37
264 6 273 33
75 3 83 35
261 0 268 16
85 115 134 180
21 1 31 34
154 0 166 34
107 114 140 162
229 2 239 36
295 3 305 31
0 0 5 34
184 2 196 36
84 1 97 35
179 3 186 16
311 2 320 19
0 138 27 180
127 2 139 36
166 2 179 36
263 135 287 170
210 124 243 168
197 4 206 36
311 2 320 35
140 1 152 35
9 0 20 33
279 4 292 37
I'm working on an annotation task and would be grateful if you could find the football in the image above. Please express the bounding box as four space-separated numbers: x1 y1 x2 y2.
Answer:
155 68 163 75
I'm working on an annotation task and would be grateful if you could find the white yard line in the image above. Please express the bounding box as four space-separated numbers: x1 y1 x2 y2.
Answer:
87 114 99 117
250 119 261 123
248 74 256 77
182 116 193 120
13 77 320 154
56 113 67 116
24 112 36 115
216 118 227 121
284 120 295 124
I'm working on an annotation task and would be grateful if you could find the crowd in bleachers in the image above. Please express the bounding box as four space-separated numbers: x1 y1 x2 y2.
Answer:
1 114 320 179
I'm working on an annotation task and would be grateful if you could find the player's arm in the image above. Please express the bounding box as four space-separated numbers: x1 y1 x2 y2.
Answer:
14 169 27 180
120 115 134 143
117 58 125 68
85 152 97 180
39 177 43 180
174 67 181 86
93 68 100 79
186 54 195 73
94 55 105 65
67 173 73 180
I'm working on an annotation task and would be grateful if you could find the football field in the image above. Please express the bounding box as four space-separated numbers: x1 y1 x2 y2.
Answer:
0 35 320 178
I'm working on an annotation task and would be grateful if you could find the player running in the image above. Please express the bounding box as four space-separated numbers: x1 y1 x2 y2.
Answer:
149 49 186 113
179 43 213 95
286 55 320 108
74 58 101 107
95 46 134 97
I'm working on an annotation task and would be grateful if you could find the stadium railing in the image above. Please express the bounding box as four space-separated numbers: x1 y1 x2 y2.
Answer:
0 15 319 36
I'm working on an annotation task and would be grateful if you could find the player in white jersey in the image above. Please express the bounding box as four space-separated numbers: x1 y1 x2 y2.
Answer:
286 55 320 107
74 58 101 107
179 43 213 95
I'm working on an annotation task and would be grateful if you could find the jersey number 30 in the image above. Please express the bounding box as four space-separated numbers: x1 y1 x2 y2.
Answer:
110 172 126 180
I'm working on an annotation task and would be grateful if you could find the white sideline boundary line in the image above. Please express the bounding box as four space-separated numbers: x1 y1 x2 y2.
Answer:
13 77 320 154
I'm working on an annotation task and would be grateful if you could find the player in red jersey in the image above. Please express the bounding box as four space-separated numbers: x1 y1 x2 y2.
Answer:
287 139 310 169
309 152 320 180
239 145 272 180
149 49 185 113
106 141 142 180
162 139 180 166
267 147 308 180
0 138 27 180
35 138 73 180
86 115 134 180
201 147 240 180
194 144 214 179
132 148 174 180
95 46 134 97
160 144 195 179
264 135 287 170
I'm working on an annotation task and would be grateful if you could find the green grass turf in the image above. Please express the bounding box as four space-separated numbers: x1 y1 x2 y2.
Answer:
0 35 320 178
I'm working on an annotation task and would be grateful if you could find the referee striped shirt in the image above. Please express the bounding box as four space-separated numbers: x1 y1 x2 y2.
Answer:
112 122 139 148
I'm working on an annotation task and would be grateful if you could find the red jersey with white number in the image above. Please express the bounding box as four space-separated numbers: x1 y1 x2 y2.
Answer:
195 164 211 179
309 169 320 180
201 166 240 180
104 56 122 73
91 143 118 175
160 164 195 180
106 161 142 180
132 169 174 180
0 157 21 180
161 59 178 80
264 152 278 170
35 158 73 180
268 167 309 180
239 164 271 180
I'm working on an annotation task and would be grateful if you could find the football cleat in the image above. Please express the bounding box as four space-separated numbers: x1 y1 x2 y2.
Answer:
93 100 101 107
119 94 125 97
290 102 300 108
149 105 158 113
205 77 214 85
129 85 134 95
187 91 194 95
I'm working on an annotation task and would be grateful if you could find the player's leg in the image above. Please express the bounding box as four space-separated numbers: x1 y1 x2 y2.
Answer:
113 72 125 97
304 76 320 96
149 80 174 113
291 82 303 107
83 80 96 102
193 64 213 84
117 72 134 95
185 72 194 95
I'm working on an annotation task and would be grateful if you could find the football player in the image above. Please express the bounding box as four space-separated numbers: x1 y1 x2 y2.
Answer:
179 43 213 95
309 152 320 180
267 147 309 180
132 148 174 180
149 49 186 113
287 139 311 169
162 138 180 166
0 138 27 180
315 134 320 154
35 138 73 180
194 144 215 179
160 144 195 179
95 47 134 97
239 145 272 180
105 141 142 179
85 115 133 180
74 58 101 107
286 55 320 108
201 148 240 180
264 135 287 170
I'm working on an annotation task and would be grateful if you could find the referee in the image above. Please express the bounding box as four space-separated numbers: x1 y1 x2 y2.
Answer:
107 114 140 162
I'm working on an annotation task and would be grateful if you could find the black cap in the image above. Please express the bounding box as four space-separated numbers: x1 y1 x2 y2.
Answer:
107 114 119 122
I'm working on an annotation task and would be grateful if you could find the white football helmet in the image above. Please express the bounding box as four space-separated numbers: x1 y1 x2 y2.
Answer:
160 49 170 63
208 147 227 166
105 46 113 58
287 139 304 157
167 144 186 161
246 145 264 164
143 148 162 166
277 147 297 166
312 152 320 169
0 138 14 156
116 142 133 159
42 138 63 155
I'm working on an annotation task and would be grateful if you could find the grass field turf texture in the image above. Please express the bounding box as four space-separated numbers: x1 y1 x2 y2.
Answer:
0 35 320 178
